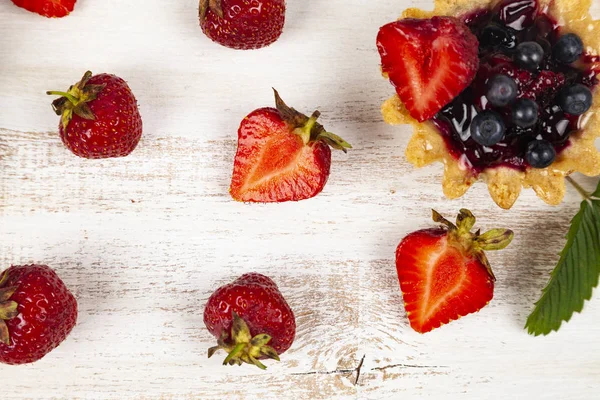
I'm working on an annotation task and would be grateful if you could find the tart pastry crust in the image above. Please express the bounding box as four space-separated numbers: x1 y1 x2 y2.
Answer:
382 0 600 209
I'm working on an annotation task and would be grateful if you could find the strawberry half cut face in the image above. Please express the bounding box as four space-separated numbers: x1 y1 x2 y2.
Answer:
396 228 494 333
377 17 480 122
395 210 513 333
230 90 351 203
230 108 332 202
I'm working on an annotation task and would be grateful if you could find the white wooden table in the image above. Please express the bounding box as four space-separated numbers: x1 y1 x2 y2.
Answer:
1 0 600 398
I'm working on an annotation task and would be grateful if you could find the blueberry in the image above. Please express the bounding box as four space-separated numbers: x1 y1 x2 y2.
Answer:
486 74 518 107
514 41 544 71
470 111 506 146
512 98 539 128
558 84 593 115
553 33 584 64
526 140 556 168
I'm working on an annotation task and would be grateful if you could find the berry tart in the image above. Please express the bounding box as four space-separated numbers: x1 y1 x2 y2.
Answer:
377 0 600 209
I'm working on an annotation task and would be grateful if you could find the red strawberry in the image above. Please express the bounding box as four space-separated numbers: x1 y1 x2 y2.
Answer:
47 71 143 159
230 89 351 202
11 0 76 18
199 0 285 50
203 272 295 369
0 264 78 365
395 210 513 333
377 17 480 122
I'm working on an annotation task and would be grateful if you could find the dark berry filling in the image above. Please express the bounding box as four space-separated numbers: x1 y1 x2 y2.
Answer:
432 0 598 172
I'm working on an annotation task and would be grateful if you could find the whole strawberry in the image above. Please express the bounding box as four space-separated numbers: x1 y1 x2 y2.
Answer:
395 210 513 333
230 89 351 202
199 0 285 50
0 264 78 365
47 71 143 159
11 0 76 18
204 273 295 369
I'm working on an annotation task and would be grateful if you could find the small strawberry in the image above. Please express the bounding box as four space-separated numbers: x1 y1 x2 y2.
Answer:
395 210 513 333
230 89 351 202
199 0 285 50
0 264 78 365
203 273 295 369
11 0 76 18
377 17 479 122
47 71 143 159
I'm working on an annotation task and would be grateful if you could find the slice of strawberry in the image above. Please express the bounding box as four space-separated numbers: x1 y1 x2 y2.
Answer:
395 209 513 333
230 90 351 203
377 17 480 122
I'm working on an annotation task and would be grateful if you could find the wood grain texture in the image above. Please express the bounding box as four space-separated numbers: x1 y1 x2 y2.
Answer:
1 0 600 399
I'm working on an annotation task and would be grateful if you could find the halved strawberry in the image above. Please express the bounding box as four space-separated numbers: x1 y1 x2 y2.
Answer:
395 209 513 333
377 17 480 122
230 90 351 203
11 0 76 18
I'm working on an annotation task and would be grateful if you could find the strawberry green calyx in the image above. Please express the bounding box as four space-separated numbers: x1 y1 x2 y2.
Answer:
0 271 18 346
208 312 280 369
273 88 352 153
47 71 106 131
432 209 514 280
199 0 224 21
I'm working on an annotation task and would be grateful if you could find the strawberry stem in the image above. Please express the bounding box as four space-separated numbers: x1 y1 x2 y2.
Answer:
0 271 18 346
432 210 456 230
249 356 267 370
295 116 317 145
223 343 246 365
46 91 78 104
271 88 351 151
46 71 105 130
432 209 514 280
199 0 223 20
208 312 281 369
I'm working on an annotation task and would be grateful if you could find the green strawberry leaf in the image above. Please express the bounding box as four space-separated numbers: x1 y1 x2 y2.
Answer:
525 179 600 336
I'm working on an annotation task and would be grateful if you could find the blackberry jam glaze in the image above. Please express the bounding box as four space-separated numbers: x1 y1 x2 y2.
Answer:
431 0 599 173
